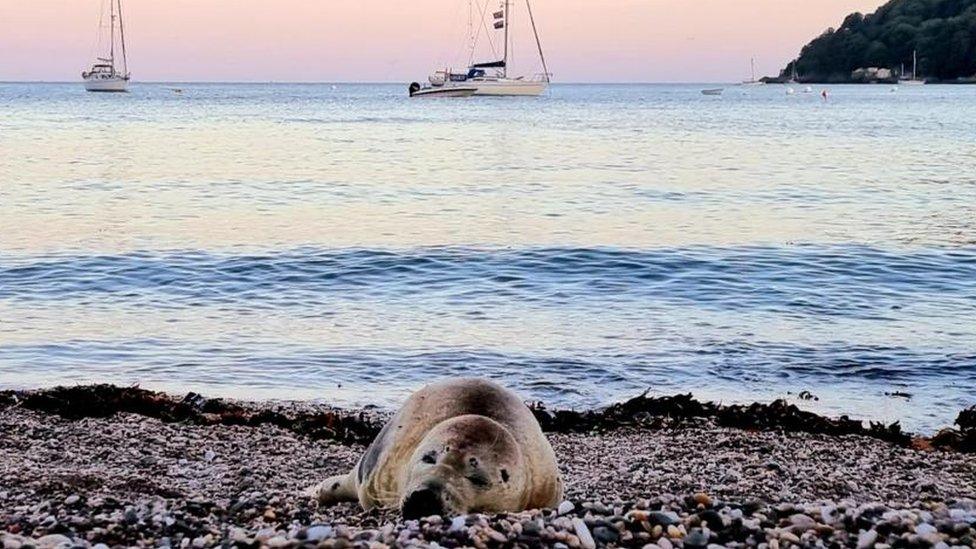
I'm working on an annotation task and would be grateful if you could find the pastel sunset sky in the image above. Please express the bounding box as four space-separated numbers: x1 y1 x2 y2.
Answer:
1 0 884 82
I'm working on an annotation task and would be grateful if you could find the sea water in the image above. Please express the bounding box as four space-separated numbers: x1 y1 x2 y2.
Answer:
1 82 974 432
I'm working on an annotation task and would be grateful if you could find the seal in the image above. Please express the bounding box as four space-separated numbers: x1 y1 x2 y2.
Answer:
309 378 563 518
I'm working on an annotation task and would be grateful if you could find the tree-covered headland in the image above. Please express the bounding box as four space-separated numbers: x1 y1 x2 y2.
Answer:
777 0 976 83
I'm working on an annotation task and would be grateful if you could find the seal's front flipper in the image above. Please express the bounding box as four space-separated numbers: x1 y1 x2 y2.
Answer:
308 473 357 505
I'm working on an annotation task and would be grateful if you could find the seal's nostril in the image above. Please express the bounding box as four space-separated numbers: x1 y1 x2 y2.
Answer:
401 488 444 519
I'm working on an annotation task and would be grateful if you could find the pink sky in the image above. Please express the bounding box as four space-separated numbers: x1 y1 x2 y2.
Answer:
1 0 884 82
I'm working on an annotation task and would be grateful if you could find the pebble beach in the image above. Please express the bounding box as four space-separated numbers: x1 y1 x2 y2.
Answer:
1 387 974 548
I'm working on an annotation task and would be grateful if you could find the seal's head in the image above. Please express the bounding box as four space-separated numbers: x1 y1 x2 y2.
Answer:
400 414 526 519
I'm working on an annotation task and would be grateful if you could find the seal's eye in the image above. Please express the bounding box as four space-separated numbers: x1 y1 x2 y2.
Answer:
467 475 489 488
468 457 479 467
421 451 436 464
501 469 510 482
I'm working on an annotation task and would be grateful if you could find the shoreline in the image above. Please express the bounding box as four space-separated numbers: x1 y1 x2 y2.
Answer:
1 385 975 548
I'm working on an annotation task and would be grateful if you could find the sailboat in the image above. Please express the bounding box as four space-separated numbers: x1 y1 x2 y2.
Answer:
419 0 551 96
899 50 925 86
741 57 764 86
82 0 130 92
786 60 799 84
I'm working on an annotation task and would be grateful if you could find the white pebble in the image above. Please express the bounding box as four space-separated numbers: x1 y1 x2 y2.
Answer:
35 535 72 549
558 500 575 515
306 525 333 541
657 538 674 549
856 529 878 549
449 516 467 532
265 536 289 548
572 517 596 549
204 450 216 462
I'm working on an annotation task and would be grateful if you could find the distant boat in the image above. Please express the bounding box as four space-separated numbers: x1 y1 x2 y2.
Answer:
786 59 799 84
900 50 925 86
741 57 764 86
701 88 723 96
82 0 130 92
419 0 551 96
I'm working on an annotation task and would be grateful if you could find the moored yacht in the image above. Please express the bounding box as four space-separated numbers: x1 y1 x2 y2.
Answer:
741 57 764 86
82 0 130 92
899 50 925 86
415 0 551 97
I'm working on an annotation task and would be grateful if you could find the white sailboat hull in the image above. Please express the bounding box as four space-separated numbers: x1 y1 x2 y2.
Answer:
465 79 548 96
84 76 129 92
442 78 549 96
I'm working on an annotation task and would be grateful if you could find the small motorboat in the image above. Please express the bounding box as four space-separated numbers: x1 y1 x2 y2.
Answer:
408 82 477 98
701 88 723 96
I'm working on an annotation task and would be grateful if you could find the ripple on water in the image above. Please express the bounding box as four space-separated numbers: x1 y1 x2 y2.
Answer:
0 245 974 432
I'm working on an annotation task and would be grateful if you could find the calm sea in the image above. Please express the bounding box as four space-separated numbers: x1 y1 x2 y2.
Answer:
1 82 974 432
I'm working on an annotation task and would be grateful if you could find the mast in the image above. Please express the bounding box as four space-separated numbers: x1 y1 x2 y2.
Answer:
502 0 510 78
751 57 756 82
525 0 550 82
109 0 116 70
117 0 128 76
912 50 917 80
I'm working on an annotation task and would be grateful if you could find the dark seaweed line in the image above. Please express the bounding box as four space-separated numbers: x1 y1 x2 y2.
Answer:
1 384 973 453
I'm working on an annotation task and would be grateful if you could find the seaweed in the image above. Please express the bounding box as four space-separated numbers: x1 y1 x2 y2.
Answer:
930 406 976 453
0 385 382 446
1 385 971 452
529 392 914 447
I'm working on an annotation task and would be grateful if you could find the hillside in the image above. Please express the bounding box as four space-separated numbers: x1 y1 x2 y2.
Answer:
783 0 976 83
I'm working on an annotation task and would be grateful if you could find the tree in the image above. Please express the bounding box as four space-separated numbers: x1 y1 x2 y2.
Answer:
787 0 976 82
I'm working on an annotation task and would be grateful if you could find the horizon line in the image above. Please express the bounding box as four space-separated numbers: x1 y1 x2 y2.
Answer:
1 79 765 86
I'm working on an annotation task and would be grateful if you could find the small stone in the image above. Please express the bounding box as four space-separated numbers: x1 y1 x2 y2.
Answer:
648 511 680 526
204 450 216 462
558 501 575 515
700 510 724 530
486 529 507 543
35 534 73 549
63 495 80 506
266 536 289 548
683 528 709 548
694 493 713 507
857 529 878 549
667 525 683 539
657 538 674 549
573 517 596 549
449 516 466 532
307 525 333 541
263 508 277 521
779 531 800 544
789 514 815 530
592 526 619 544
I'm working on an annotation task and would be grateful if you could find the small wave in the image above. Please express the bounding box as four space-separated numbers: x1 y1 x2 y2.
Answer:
1 246 974 320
